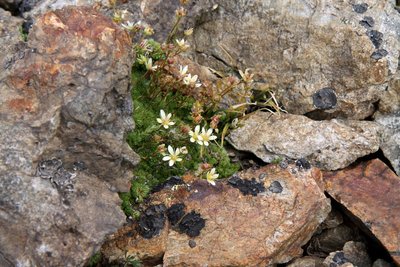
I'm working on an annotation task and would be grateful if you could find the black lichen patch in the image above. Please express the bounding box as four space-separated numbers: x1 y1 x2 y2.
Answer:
178 211 206 237
352 3 368 13
73 161 86 171
228 175 265 196
167 203 186 226
312 88 337 110
359 16 374 28
367 30 383 49
188 240 196 248
296 158 311 170
151 176 185 193
268 181 283 193
371 49 388 60
138 204 166 239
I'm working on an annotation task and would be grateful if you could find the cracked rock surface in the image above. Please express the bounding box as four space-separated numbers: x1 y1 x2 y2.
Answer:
227 111 382 170
190 0 400 120
0 6 138 266
102 164 331 266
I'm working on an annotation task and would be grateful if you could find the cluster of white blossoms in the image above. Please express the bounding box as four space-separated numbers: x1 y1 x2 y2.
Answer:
188 125 217 146
156 109 219 185
179 65 201 88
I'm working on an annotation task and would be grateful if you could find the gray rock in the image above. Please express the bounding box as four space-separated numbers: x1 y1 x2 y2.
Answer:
320 210 344 231
0 6 138 266
307 225 358 257
226 111 382 170
0 8 23 80
287 256 324 267
374 111 400 175
190 0 400 120
372 259 393 267
323 251 351 267
343 241 371 267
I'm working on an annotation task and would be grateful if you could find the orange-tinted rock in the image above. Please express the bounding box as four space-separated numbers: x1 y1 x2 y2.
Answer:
102 164 331 266
323 159 400 264
0 6 138 266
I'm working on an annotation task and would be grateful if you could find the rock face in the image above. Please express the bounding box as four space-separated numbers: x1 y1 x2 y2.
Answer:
102 164 331 266
322 241 371 267
0 6 138 266
323 159 400 264
0 8 23 79
374 111 400 175
226 111 382 170
191 0 400 119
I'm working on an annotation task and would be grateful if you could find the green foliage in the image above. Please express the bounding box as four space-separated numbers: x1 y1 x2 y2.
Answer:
271 156 284 164
19 26 28 42
121 67 239 217
86 252 102 267
124 256 142 267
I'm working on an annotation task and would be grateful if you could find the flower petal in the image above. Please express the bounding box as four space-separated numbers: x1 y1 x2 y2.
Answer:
168 145 174 154
156 118 162 123
169 160 175 166
162 156 171 161
160 109 166 118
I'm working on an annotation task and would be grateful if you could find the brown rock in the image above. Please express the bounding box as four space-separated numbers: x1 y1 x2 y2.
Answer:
0 6 138 266
103 164 331 266
323 159 400 264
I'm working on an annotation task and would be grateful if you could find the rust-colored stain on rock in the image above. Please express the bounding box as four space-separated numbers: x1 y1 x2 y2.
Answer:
102 164 331 266
7 98 34 112
323 159 400 264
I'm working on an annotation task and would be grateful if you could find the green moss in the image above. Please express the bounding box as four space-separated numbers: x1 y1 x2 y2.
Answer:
121 66 239 217
86 252 102 267
271 156 283 164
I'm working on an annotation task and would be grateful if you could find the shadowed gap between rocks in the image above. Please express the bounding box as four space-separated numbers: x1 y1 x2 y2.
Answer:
320 194 396 264
351 149 396 175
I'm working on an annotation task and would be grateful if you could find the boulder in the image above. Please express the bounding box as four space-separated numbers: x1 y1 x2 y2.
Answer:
323 159 400 264
374 111 400 176
287 256 324 267
226 111 382 170
321 241 371 267
191 0 400 120
306 224 359 258
102 164 331 266
0 6 138 266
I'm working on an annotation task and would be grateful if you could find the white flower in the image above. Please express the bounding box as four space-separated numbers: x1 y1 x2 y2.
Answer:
189 125 203 144
143 26 154 36
206 168 219 186
144 58 158 71
200 127 217 146
162 145 182 166
176 38 190 51
183 73 201 88
121 21 135 31
137 55 148 65
184 28 193 36
239 68 254 83
179 65 188 77
156 109 175 129
180 146 188 154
